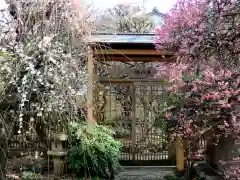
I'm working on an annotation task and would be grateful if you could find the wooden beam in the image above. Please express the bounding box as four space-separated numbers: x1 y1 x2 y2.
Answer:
97 77 166 84
87 49 96 124
93 49 175 56
102 56 176 62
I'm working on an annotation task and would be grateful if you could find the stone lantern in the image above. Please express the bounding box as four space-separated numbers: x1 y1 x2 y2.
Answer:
47 133 68 177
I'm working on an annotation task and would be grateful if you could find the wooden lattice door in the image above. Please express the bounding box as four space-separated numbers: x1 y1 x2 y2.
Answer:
102 81 175 166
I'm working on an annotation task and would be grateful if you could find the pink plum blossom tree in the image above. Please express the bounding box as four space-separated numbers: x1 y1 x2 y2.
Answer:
155 0 240 178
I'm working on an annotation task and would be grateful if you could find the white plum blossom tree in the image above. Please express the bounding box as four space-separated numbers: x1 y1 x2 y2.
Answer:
0 0 92 177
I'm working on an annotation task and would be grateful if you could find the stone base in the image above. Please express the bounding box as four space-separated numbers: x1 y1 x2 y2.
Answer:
47 151 67 177
52 157 67 177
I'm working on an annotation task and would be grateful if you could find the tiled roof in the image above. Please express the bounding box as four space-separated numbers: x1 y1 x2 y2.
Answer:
86 33 156 44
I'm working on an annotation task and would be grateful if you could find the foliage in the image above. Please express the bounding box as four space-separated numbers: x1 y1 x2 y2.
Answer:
164 171 185 180
155 0 240 179
95 4 154 33
67 122 122 178
0 1 91 178
21 171 39 180
155 91 182 133
0 0 90 139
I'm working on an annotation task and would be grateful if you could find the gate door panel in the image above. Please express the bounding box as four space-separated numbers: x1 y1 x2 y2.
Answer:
102 81 176 166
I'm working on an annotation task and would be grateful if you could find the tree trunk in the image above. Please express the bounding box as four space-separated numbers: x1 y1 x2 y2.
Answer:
35 120 48 148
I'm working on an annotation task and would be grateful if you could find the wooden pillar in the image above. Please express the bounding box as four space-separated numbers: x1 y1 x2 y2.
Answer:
87 49 95 124
176 136 184 171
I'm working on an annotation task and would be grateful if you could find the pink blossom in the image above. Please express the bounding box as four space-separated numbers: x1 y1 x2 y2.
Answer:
204 69 215 81
154 0 240 178
164 112 173 120
220 103 232 108
203 94 218 100
167 85 178 92
192 85 198 92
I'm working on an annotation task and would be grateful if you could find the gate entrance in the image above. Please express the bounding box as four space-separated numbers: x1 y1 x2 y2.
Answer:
87 33 176 166
97 79 176 166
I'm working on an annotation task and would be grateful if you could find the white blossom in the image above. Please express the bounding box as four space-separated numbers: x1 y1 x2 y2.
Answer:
0 0 89 135
37 112 43 117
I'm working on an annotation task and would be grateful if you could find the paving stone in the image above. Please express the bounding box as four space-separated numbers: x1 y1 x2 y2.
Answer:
115 167 172 180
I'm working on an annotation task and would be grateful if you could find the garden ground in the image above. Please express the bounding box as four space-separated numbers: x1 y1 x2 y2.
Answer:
7 166 172 180
115 167 172 180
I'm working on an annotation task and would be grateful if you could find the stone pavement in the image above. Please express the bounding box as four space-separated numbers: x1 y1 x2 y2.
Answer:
115 167 173 180
6 166 173 180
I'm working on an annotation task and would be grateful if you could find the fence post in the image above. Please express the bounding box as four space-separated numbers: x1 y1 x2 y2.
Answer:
176 136 184 171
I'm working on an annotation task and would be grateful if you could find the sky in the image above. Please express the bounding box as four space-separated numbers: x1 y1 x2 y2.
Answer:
0 0 177 13
0 0 7 10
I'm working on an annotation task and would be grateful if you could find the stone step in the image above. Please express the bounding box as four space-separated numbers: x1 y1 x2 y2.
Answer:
115 168 171 180
193 161 223 180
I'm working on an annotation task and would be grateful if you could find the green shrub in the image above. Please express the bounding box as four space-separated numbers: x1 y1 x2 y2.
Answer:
21 171 39 180
67 122 122 179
